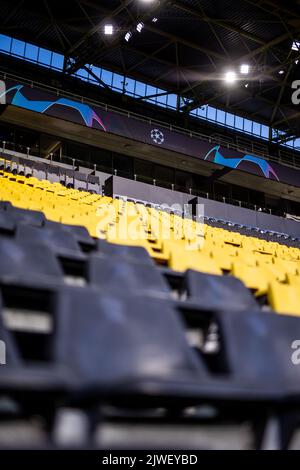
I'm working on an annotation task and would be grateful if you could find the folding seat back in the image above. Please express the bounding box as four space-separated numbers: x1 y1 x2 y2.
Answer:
192 308 300 400
54 289 203 390
7 206 45 227
16 224 84 259
88 256 170 295
185 270 259 311
0 238 64 283
0 210 15 234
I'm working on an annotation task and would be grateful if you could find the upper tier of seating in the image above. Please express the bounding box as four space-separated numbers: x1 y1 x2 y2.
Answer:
0 169 299 316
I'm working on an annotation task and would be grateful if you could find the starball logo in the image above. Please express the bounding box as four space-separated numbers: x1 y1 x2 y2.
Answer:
0 340 6 365
292 80 300 105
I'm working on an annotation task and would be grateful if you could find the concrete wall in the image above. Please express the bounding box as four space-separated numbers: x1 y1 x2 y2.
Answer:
107 176 192 207
106 175 300 238
195 196 300 238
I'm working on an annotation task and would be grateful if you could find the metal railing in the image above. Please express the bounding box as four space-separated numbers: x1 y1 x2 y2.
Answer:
1 70 300 171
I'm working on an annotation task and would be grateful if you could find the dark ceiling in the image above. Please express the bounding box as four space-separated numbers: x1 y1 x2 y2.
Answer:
1 0 300 143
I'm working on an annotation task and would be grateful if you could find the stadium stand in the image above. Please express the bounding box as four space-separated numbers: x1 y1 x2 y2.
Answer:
0 166 299 316
1 0 300 453
0 164 300 449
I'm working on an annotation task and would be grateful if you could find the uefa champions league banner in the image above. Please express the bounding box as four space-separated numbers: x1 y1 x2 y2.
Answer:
1 78 300 188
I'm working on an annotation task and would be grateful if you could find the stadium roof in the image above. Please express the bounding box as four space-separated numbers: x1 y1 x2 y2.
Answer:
0 0 300 143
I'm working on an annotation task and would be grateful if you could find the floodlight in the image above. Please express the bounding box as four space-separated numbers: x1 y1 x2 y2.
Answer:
224 71 237 84
104 24 114 35
240 64 249 74
136 22 144 33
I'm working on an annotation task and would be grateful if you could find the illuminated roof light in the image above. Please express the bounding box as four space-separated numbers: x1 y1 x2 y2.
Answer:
292 40 300 51
224 71 237 84
104 24 114 35
125 31 132 42
136 22 144 33
240 64 249 74
278 69 285 75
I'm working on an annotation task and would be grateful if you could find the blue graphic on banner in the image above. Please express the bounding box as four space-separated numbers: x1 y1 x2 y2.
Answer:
204 145 279 180
0 84 106 131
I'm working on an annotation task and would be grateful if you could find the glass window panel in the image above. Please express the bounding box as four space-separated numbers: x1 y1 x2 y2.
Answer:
85 66 97 83
135 81 146 97
24 43 39 62
0 34 12 52
286 139 297 148
38 48 52 65
226 113 235 127
252 122 261 137
155 164 174 184
261 125 269 139
91 65 100 79
235 116 244 130
124 77 136 95
51 52 64 70
157 93 167 105
112 73 125 91
134 159 154 179
195 106 207 118
11 38 25 57
216 109 226 124
207 106 216 121
113 153 133 178
243 119 253 133
101 69 113 86
76 68 89 80
145 85 157 98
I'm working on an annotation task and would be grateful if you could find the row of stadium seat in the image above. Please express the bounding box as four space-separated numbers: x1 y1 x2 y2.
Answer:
0 170 299 315
202 216 300 248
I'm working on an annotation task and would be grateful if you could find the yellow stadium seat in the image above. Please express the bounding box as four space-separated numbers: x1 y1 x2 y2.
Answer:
268 282 300 316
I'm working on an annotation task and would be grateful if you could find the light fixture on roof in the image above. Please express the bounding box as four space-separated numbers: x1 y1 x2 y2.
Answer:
224 71 237 84
136 22 144 33
152 17 158 22
125 31 132 42
240 64 249 74
295 59 299 65
245 83 249 88
278 69 285 75
104 24 114 35
292 40 300 51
